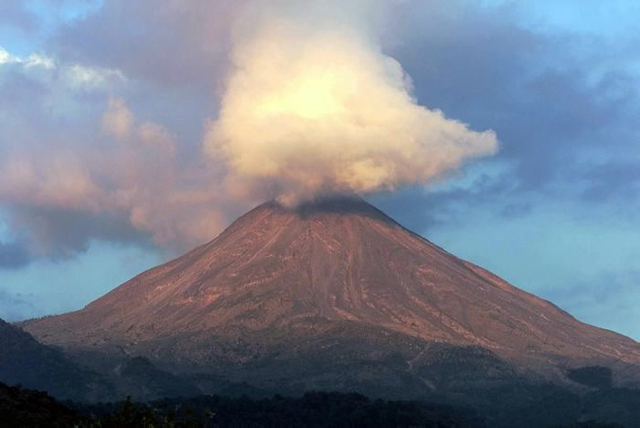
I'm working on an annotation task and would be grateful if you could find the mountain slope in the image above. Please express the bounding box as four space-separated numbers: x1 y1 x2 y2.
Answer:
0 318 107 400
23 198 640 395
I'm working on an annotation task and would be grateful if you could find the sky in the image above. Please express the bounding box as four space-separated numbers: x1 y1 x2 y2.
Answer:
0 0 639 339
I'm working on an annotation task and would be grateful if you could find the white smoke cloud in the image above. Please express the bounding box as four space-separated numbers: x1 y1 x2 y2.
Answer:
205 3 498 205
0 46 124 88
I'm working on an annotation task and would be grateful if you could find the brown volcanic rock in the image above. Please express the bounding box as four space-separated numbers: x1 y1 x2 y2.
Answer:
23 198 640 394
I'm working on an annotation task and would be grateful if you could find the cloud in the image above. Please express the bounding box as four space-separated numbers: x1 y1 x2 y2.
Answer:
0 1 500 260
102 97 176 154
2 0 638 265
368 0 640 236
0 2 36 33
0 40 244 258
66 64 124 88
0 95 241 257
204 3 498 205
102 96 134 140
0 156 102 213
0 46 124 89
581 161 640 205
51 0 238 87
0 240 31 270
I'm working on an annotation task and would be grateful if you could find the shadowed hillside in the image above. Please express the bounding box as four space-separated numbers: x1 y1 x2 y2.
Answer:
0 317 107 401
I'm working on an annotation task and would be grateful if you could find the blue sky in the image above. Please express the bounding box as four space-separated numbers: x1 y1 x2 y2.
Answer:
1 0 639 340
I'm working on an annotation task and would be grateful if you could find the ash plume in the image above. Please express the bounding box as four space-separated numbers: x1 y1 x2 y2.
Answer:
205 1 498 206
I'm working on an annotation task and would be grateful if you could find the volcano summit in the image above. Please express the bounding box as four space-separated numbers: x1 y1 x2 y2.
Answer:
23 198 640 398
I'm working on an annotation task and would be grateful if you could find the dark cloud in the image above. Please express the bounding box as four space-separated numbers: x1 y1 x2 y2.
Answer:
50 0 235 87
371 0 640 228
396 3 633 160
7 206 152 259
582 161 640 204
0 240 31 269
371 165 524 235
499 202 532 219
43 1 234 146
0 2 37 32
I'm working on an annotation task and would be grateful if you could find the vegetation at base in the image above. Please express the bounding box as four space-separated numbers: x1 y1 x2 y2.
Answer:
0 382 80 428
3 380 640 427
72 392 484 427
1 383 482 427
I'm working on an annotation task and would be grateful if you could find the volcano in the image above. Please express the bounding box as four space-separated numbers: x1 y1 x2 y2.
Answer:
23 197 640 397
